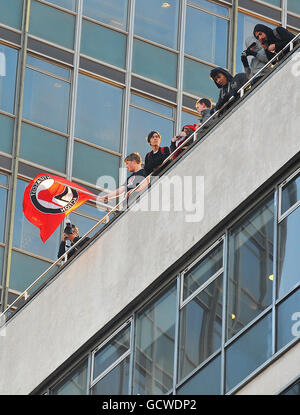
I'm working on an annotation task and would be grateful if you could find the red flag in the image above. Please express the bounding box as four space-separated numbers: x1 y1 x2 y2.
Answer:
23 173 97 243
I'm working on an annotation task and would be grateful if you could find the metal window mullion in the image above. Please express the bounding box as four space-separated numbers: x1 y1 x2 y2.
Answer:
176 0 187 134
282 0 288 28
221 230 229 395
172 274 181 394
128 315 135 395
272 188 279 356
230 0 238 75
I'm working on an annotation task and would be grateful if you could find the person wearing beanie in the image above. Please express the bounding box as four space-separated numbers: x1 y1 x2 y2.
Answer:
253 24 296 61
241 35 269 82
210 67 248 113
144 131 171 175
170 124 197 159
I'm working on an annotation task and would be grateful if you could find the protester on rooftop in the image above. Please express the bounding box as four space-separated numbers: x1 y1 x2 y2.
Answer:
144 131 171 175
58 223 90 261
241 35 269 82
170 124 197 159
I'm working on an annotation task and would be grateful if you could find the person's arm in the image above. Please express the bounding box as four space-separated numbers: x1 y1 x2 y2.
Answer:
98 185 126 203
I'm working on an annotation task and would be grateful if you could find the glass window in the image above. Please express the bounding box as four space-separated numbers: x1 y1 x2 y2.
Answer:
75 74 123 153
72 141 120 188
189 0 229 17
0 44 18 114
0 246 4 286
131 94 173 118
81 20 126 69
13 179 61 261
29 0 75 49
281 379 300 395
288 0 300 15
227 197 274 340
178 276 223 382
128 104 174 160
20 123 67 173
277 206 300 298
277 288 300 351
0 184 7 243
91 356 130 395
185 6 228 67
76 201 108 220
177 354 221 395
26 56 70 80
132 39 178 88
0 0 23 29
52 360 88 395
281 173 300 215
184 58 219 102
181 111 199 128
134 0 179 49
183 241 223 301
262 0 281 6
46 0 76 11
133 284 177 395
0 113 14 154
83 0 128 31
68 212 106 239
225 313 272 392
23 62 70 133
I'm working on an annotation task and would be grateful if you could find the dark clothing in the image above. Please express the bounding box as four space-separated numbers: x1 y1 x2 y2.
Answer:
58 236 90 261
144 147 171 175
123 168 147 194
200 108 214 125
253 24 296 61
241 36 269 81
210 67 248 112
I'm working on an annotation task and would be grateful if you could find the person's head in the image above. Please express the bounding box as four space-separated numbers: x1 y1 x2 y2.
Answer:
253 24 273 45
124 152 142 172
196 98 212 113
147 131 161 147
64 223 79 240
213 72 228 87
255 31 267 44
182 124 197 136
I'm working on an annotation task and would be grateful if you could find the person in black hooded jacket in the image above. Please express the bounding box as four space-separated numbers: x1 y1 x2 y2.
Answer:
253 24 296 61
210 67 248 113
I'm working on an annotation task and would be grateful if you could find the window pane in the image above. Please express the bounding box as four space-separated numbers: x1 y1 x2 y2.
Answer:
75 74 123 153
46 0 76 11
52 360 88 395
179 276 223 382
227 197 274 340
92 356 130 395
131 94 173 118
134 0 179 49
185 6 228 67
0 246 4 285
277 206 300 298
30 0 75 49
189 0 229 17
183 242 223 300
288 0 300 14
73 142 120 187
23 66 70 133
0 186 7 243
181 111 199 128
93 325 130 380
277 288 300 351
83 0 128 31
281 173 300 215
68 212 106 239
133 284 177 395
282 379 300 395
26 55 70 80
20 123 67 173
0 44 18 114
177 354 221 395
132 39 177 87
184 58 219 102
13 179 61 261
81 20 126 68
76 201 108 220
0 0 23 29
264 0 281 6
225 313 272 392
0 113 14 154
128 105 174 160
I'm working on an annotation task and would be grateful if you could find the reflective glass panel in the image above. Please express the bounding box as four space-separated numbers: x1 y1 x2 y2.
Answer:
177 354 221 395
132 39 177 87
184 58 219 102
13 179 61 261
52 360 88 395
288 0 300 14
128 105 174 160
75 74 123 152
134 0 179 49
23 66 70 133
185 6 228 67
46 0 76 11
225 313 272 392
282 379 300 395
0 173 7 186
92 356 130 395
133 284 177 395
72 141 120 187
227 197 274 339
20 123 67 173
0 246 3 285
81 19 126 68
179 276 223 382
0 0 23 29
131 94 173 118
0 44 18 114
263 0 281 5
189 0 228 17
93 325 130 380
0 113 14 154
281 173 300 215
0 185 7 243
277 288 300 351
30 0 75 49
181 111 199 128
26 56 70 80
76 201 108 220
68 212 105 239
183 242 223 300
277 206 300 299
83 0 128 31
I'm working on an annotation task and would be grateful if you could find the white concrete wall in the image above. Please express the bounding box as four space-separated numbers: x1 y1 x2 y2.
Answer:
1 55 300 394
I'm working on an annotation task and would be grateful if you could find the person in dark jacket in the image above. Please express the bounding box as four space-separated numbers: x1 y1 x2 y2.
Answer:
210 67 248 113
170 124 197 159
196 97 214 126
241 35 269 82
253 24 296 61
58 223 90 261
144 131 171 175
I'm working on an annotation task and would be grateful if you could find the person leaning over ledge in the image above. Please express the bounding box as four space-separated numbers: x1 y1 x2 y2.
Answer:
144 131 171 176
58 223 90 261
